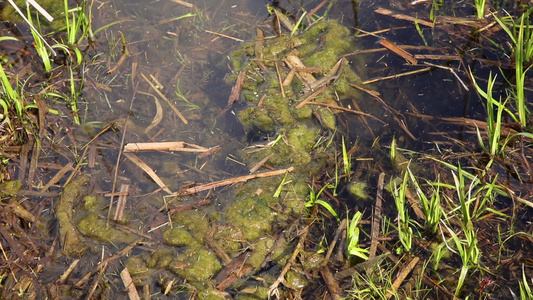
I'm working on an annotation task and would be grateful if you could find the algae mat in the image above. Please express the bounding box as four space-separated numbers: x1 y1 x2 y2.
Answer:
48 20 369 299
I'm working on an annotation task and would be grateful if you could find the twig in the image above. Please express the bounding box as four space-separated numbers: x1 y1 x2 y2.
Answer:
170 166 295 196
107 84 138 227
268 225 310 298
375 7 434 28
362 67 431 84
205 29 244 42
121 268 141 300
320 265 343 299
304 102 386 124
56 259 79 284
123 141 208 152
385 256 420 299
124 153 173 194
368 172 385 272
141 73 188 124
380 39 417 65
324 219 347 263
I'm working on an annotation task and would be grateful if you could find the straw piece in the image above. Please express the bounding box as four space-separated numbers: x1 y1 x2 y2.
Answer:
380 39 418 65
172 166 294 196
27 0 54 22
124 141 208 152
121 268 141 300
385 256 420 299
123 153 172 194
368 172 385 272
57 259 79 284
113 184 130 221
375 7 434 28
39 162 73 193
140 73 188 124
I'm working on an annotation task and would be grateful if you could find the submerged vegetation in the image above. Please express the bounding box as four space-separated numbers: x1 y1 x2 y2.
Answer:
0 0 531 299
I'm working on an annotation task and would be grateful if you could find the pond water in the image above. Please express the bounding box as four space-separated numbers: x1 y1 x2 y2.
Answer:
1 0 531 299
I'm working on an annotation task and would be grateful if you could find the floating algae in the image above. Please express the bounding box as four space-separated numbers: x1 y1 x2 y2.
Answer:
56 176 91 257
222 20 366 247
56 175 136 256
123 20 367 297
0 180 21 197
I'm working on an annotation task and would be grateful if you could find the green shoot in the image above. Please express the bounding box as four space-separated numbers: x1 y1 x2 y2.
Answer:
341 136 351 176
291 12 307 36
408 168 442 234
306 184 340 221
63 0 93 46
473 0 486 19
519 264 533 299
346 211 369 260
26 7 52 72
273 172 288 198
390 171 412 253
493 9 533 128
0 63 22 120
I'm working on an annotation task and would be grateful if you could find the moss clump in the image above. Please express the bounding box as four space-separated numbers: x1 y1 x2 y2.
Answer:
77 213 136 244
347 182 370 200
144 247 174 269
171 210 210 241
212 225 245 256
172 248 221 282
125 248 175 286
247 237 275 269
81 194 103 211
219 19 368 295
125 255 152 285
0 180 21 197
225 196 275 241
285 270 307 289
163 227 201 248
55 175 91 257
235 286 270 300
301 251 324 270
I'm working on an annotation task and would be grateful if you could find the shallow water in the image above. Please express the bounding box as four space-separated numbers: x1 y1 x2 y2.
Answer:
1 0 531 298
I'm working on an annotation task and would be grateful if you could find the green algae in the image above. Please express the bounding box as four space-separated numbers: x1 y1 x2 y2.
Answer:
77 213 136 244
301 251 324 270
171 210 210 241
285 270 307 289
81 194 102 211
172 248 221 282
247 237 275 269
212 225 244 255
347 181 370 200
1 0 67 30
125 247 175 285
235 286 270 300
226 196 276 241
55 175 91 257
163 227 201 248
0 180 21 197
124 19 369 297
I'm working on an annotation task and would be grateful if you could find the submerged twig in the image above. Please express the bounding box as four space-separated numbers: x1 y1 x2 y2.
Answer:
170 166 295 196
379 39 417 65
123 141 208 152
368 172 384 273
124 153 172 194
141 73 188 124
375 7 434 28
